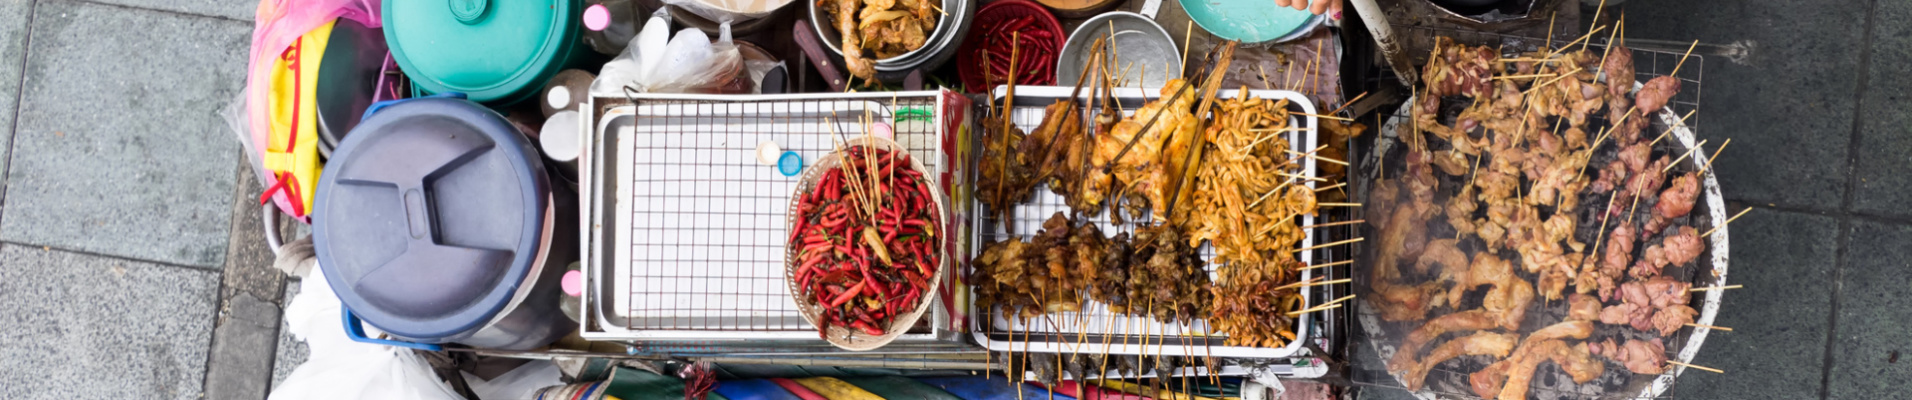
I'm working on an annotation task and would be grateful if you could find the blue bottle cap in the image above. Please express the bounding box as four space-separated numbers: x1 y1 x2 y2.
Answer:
778 151 803 177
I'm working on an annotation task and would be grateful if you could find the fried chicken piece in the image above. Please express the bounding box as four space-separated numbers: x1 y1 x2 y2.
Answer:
1443 252 1511 306
1663 226 1706 266
1069 222 1106 295
1402 332 1518 390
1590 338 1669 375
1095 80 1197 220
978 116 1034 233
1496 340 1605 400
1024 100 1086 187
824 0 875 81
1387 310 1499 374
1468 321 1597 397
1644 172 1701 237
1635 76 1683 115
1416 239 1467 275
1447 193 1480 236
1568 294 1604 321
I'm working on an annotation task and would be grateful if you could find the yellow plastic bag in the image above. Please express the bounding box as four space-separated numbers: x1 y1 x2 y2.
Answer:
259 20 334 217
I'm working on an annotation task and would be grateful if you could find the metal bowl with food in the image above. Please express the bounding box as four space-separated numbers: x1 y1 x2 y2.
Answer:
1056 11 1179 88
809 0 957 79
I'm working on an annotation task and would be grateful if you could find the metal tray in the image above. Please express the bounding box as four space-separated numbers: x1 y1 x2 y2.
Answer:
966 85 1322 359
579 91 970 346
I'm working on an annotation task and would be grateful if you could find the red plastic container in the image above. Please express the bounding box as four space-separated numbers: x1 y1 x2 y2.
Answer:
956 0 1064 92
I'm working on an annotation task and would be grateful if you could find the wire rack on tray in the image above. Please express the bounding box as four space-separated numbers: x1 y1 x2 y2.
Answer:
1348 29 1724 400
966 85 1332 362
579 91 971 349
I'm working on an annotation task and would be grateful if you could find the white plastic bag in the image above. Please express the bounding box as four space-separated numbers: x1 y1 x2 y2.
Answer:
267 269 465 400
662 0 794 25
591 13 745 95
464 360 563 400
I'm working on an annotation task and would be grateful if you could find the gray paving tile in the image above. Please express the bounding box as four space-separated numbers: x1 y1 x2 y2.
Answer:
204 292 279 400
77 0 253 22
1850 0 1912 219
0 0 32 200
271 279 307 391
1827 220 1912 399
0 244 219 400
1623 0 1867 209
1668 208 1836 400
1 0 248 268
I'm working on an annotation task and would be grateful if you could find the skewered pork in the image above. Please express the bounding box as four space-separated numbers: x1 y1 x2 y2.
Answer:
1387 310 1498 374
1635 76 1682 115
1590 338 1668 375
1644 172 1701 237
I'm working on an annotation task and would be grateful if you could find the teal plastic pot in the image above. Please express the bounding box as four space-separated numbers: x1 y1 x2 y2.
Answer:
384 0 587 105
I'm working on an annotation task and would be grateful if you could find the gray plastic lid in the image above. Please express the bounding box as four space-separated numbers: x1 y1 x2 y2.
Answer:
314 97 550 342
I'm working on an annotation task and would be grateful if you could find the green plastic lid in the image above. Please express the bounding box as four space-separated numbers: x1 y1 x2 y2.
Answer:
384 0 584 105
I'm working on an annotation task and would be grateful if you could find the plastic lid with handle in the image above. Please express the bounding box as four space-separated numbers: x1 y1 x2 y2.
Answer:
383 0 585 105
314 93 551 343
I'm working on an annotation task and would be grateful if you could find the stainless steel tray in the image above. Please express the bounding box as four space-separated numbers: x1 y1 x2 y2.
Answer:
966 85 1322 359
579 91 971 345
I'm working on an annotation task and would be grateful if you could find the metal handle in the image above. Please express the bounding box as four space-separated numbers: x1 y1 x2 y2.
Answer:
361 92 467 123
342 308 444 351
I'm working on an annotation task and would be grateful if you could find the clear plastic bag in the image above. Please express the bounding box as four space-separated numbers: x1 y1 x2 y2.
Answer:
591 14 747 95
663 0 794 25
268 268 465 400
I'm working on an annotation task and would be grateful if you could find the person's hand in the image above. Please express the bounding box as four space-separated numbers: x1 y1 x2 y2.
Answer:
1274 0 1343 19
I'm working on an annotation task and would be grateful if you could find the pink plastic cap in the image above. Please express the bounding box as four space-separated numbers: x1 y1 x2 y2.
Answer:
871 122 894 140
562 270 583 296
583 4 611 31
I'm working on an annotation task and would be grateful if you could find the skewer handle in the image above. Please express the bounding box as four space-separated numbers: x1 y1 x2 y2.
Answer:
1689 284 1742 292
1666 360 1724 374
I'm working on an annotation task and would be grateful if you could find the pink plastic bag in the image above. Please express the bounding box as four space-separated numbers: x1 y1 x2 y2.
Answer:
232 0 382 221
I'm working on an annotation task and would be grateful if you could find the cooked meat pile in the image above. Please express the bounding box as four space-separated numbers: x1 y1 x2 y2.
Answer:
1371 37 1723 399
818 0 938 82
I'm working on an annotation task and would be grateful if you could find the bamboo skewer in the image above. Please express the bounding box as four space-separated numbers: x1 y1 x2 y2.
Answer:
1699 138 1731 173
1298 259 1354 271
1300 219 1362 230
1543 26 1607 59
1670 40 1700 77
1289 149 1348 165
1286 303 1343 316
1648 109 1700 146
1313 182 1349 192
1492 73 1563 80
1278 172 1329 182
1543 11 1557 52
1662 139 1709 173
1586 0 1607 51
1524 67 1586 94
1327 91 1369 116
1687 323 1733 331
1701 208 1753 238
1297 237 1365 252
1596 17 1624 77
1667 360 1724 374
1294 112 1353 121
1690 284 1742 292
1316 294 1357 308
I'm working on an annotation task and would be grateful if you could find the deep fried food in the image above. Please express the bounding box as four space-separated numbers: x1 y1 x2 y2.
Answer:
1402 332 1518 390
1387 310 1498 374
1095 80 1198 220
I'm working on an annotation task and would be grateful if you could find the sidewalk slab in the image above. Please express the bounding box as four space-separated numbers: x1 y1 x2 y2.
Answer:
1827 220 1912 399
78 0 253 21
1667 208 1837 400
0 244 219 400
1 0 247 269
0 0 30 200
1623 0 1869 210
1849 0 1912 220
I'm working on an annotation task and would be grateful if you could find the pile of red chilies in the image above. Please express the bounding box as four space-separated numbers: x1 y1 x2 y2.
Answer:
977 16 1057 86
790 146 940 338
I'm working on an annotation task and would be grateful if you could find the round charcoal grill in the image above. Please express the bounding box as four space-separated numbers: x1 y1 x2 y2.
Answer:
1352 87 1728 400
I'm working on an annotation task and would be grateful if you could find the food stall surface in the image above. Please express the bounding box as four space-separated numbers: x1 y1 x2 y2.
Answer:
0 0 1903 399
